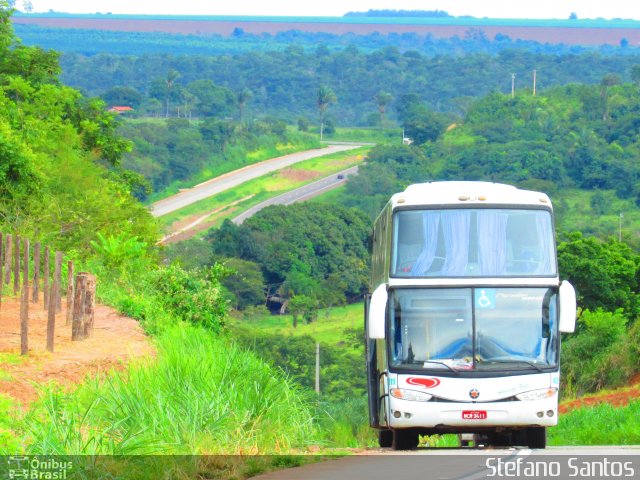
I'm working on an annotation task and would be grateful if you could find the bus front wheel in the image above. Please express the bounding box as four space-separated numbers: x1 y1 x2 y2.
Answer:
392 430 419 450
526 427 546 449
378 429 393 448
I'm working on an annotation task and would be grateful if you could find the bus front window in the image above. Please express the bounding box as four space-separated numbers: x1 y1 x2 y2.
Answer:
389 288 558 372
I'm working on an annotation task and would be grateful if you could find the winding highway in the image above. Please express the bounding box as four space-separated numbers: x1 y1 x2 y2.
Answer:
231 166 359 224
150 145 362 217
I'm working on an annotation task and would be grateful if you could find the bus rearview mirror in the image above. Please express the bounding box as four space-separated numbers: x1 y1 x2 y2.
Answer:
368 284 387 339
559 281 577 333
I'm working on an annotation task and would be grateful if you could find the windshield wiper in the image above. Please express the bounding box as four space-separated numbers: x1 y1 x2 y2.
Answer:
421 360 461 375
481 359 546 372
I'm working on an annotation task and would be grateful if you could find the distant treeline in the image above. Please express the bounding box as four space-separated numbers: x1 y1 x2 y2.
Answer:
344 9 451 18
55 47 640 126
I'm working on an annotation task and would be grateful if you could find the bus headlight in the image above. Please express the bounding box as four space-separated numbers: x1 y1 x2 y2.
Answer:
516 388 557 401
390 388 432 402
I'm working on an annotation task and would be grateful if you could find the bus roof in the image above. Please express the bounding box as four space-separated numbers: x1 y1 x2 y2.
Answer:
390 181 552 210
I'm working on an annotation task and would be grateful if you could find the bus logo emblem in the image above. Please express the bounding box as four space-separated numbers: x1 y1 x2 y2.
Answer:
407 377 440 388
469 389 480 399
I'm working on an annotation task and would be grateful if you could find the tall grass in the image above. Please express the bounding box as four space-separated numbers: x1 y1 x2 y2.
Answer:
550 401 640 445
19 325 317 455
318 397 376 448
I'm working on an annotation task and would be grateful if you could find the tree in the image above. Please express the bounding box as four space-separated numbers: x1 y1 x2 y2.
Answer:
317 85 337 141
558 232 639 319
374 91 393 129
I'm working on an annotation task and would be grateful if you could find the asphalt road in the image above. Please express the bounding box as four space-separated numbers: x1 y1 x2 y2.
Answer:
253 446 640 480
231 166 359 224
150 145 361 217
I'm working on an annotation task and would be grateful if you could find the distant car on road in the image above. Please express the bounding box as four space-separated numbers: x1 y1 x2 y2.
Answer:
337 174 344 179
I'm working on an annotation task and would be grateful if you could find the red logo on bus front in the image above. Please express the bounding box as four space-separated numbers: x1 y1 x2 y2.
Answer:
462 410 487 420
406 377 440 388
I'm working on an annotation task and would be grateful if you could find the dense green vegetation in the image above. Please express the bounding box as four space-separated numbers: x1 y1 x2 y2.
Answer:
207 204 371 312
5 42 635 126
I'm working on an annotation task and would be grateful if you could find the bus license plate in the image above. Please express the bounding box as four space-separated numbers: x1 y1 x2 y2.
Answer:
462 410 487 420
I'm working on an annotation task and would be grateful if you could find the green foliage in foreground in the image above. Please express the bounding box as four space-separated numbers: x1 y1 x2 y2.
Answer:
11 325 316 455
561 310 640 398
550 401 640 445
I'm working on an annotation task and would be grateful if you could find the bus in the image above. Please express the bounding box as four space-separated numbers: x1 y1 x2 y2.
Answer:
365 181 576 450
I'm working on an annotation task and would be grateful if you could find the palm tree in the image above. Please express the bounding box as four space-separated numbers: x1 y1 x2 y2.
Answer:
317 86 337 141
600 73 620 121
375 91 393 129
164 68 180 118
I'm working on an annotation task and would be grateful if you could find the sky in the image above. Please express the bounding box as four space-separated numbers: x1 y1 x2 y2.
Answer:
21 1 640 20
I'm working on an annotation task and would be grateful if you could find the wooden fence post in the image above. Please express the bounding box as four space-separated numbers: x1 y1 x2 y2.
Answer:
0 233 3 311
66 261 74 326
54 252 62 313
13 234 20 295
43 246 50 310
4 233 11 286
32 242 40 303
46 272 57 353
71 273 87 341
20 238 29 356
83 274 96 338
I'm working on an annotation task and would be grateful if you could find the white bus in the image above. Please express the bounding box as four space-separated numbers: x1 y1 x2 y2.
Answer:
365 181 577 450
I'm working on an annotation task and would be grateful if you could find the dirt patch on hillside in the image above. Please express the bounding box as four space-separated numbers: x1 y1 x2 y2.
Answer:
559 375 640 414
0 296 154 407
278 168 321 182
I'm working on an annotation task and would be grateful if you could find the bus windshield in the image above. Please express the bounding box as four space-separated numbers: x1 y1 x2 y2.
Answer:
392 208 556 277
389 288 558 372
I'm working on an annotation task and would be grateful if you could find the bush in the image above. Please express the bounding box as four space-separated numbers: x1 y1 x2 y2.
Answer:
152 265 228 332
561 309 634 397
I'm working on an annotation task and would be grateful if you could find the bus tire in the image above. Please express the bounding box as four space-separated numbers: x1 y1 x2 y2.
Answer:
526 427 546 449
392 430 419 450
378 429 393 448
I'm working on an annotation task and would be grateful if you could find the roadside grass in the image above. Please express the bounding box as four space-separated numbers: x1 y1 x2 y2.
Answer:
146 134 319 203
9 324 317 457
158 147 369 232
237 303 363 347
550 401 640 445
318 126 402 145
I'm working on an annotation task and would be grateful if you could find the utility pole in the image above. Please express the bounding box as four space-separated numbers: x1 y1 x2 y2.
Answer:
511 73 516 98
315 342 320 395
619 213 623 242
533 69 537 96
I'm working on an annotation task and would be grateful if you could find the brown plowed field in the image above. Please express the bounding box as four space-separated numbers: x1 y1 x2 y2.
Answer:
0 296 154 407
559 374 640 414
12 17 640 46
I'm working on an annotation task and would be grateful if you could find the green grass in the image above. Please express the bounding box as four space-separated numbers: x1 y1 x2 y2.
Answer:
159 146 369 232
320 126 402 145
239 303 363 347
550 401 640 445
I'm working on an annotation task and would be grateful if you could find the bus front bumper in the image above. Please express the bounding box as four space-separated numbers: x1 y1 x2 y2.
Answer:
388 397 558 429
